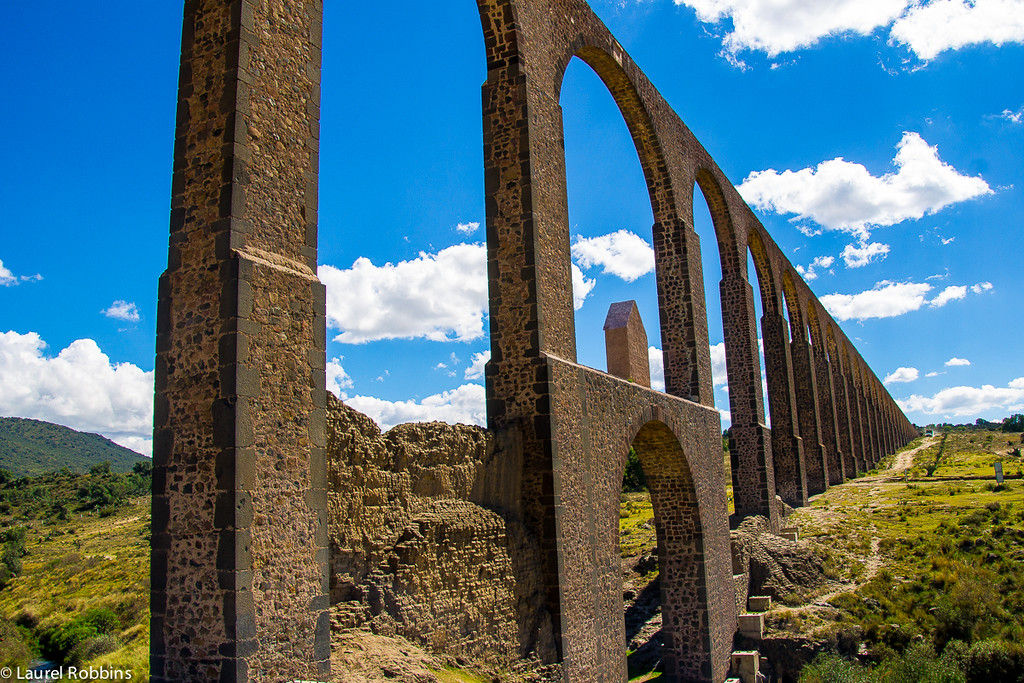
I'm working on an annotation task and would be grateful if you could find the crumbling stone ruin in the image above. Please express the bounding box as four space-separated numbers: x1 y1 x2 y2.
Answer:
151 0 918 681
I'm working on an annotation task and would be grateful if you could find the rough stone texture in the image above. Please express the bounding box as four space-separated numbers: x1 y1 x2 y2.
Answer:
325 394 536 666
154 0 919 679
604 300 652 387
731 517 825 600
152 1 328 680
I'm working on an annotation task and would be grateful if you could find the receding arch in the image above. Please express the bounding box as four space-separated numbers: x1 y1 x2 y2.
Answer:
625 417 710 681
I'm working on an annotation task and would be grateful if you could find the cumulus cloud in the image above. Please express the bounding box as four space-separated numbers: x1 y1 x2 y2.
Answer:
319 243 488 344
709 342 729 387
0 331 153 455
675 0 909 57
455 221 480 235
465 350 489 380
571 264 596 310
571 230 656 282
0 259 42 286
929 285 966 307
739 132 991 237
898 377 1024 417
674 0 1024 61
326 357 354 398
842 241 890 267
102 300 141 323
821 280 933 321
345 383 486 432
884 366 919 384
945 357 971 367
972 282 994 294
890 0 1024 60
821 277 992 321
649 346 666 392
796 254 837 280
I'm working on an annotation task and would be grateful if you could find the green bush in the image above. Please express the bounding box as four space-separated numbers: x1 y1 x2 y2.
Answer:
622 448 647 493
799 652 871 683
0 617 32 669
876 642 965 683
963 640 1024 683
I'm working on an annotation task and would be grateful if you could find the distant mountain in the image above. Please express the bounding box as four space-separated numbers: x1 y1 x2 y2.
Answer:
0 417 146 478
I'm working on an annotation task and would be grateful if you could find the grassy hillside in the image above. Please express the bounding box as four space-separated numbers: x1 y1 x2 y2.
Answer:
0 417 145 478
0 467 151 679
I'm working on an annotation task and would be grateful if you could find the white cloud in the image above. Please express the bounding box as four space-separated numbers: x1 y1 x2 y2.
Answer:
890 0 1024 60
102 300 141 323
0 261 15 287
898 377 1024 417
821 280 933 320
649 346 666 392
571 230 655 282
675 0 1024 61
0 259 42 287
465 350 489 380
925 371 944 377
709 342 729 387
842 241 890 267
675 0 909 57
344 383 486 432
884 366 919 384
326 357 354 398
941 236 956 245
571 264 596 310
945 357 971 367
739 132 991 236
0 331 153 455
929 285 966 307
1001 105 1024 124
821 277 989 321
797 254 837 280
971 281 994 294
319 243 488 344
455 221 480 235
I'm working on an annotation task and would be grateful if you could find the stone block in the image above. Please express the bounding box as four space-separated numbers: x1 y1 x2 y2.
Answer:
748 595 772 612
737 613 764 640
731 650 761 683
780 527 799 542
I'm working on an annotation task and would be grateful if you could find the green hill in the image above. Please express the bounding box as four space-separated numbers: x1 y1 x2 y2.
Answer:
0 417 146 478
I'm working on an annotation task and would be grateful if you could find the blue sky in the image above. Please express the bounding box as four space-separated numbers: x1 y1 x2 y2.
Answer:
1 1 1022 456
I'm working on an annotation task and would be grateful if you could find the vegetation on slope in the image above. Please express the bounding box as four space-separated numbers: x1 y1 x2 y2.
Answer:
0 465 151 678
782 428 1024 682
0 417 145 478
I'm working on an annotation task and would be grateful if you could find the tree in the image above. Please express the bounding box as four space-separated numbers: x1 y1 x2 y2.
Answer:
1002 415 1024 433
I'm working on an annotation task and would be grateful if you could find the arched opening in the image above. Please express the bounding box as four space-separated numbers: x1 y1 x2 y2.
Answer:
561 56 661 382
618 419 708 681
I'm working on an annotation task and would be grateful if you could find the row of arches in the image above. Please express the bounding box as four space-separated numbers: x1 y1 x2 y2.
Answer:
475 0 917 681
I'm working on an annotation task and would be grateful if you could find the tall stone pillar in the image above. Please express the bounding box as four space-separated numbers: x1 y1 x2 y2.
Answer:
831 358 857 478
720 275 778 528
790 336 829 495
761 312 806 507
151 1 330 680
811 339 844 484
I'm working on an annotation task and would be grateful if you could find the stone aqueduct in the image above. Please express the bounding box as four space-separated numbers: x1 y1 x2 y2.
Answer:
150 0 917 681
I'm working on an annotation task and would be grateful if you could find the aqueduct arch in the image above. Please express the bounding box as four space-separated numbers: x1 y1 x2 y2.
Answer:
152 0 919 680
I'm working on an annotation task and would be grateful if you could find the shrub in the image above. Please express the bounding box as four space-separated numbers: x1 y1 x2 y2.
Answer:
963 639 1024 683
876 641 965 683
799 652 871 683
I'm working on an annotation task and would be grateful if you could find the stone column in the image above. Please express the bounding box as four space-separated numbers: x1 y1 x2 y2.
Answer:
790 335 829 495
720 274 778 527
151 1 330 680
831 357 857 479
811 339 844 484
761 312 806 507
